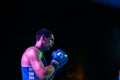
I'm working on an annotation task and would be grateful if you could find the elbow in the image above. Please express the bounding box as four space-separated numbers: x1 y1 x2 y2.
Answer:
36 66 54 79
38 71 48 80
39 76 46 80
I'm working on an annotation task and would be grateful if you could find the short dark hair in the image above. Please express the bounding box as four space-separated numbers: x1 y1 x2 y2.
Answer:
35 28 53 41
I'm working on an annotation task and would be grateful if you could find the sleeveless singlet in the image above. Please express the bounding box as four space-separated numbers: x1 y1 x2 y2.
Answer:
21 46 47 80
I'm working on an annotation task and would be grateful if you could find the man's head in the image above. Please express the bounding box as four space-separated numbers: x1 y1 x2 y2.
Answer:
35 28 54 51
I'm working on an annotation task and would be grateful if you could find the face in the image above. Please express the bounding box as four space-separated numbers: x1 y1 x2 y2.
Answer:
43 34 54 51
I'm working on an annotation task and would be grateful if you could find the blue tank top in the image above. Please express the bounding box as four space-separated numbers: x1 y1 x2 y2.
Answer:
21 55 47 80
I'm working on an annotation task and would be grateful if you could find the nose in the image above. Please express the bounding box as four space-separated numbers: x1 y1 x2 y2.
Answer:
50 39 54 47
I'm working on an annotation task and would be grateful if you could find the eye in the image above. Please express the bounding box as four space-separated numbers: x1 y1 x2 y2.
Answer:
50 39 53 43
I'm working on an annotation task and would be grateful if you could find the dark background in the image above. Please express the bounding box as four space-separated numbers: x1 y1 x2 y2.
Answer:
7 0 120 80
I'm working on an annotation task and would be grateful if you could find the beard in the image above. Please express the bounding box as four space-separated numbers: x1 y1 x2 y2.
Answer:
46 46 51 51
42 45 51 51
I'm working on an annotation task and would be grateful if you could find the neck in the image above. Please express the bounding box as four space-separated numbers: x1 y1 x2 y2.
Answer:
34 45 44 53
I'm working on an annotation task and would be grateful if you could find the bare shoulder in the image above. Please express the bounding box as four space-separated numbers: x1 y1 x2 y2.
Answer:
25 46 39 57
21 46 41 66
25 46 43 59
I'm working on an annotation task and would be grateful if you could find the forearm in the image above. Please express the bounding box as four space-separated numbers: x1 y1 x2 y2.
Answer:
44 62 59 80
48 68 58 80
44 65 55 78
34 63 57 80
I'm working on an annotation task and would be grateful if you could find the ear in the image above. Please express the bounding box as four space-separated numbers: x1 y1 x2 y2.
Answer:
40 35 44 41
41 35 46 43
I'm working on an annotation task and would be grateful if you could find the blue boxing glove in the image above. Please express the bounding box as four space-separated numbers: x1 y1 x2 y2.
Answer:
50 49 68 70
55 49 68 68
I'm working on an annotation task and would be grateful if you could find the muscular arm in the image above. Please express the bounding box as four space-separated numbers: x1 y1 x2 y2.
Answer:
26 48 55 80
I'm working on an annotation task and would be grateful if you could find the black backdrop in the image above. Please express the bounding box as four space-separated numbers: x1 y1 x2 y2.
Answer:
7 1 120 80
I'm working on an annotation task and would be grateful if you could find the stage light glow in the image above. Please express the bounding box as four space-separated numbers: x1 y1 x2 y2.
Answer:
92 0 120 8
